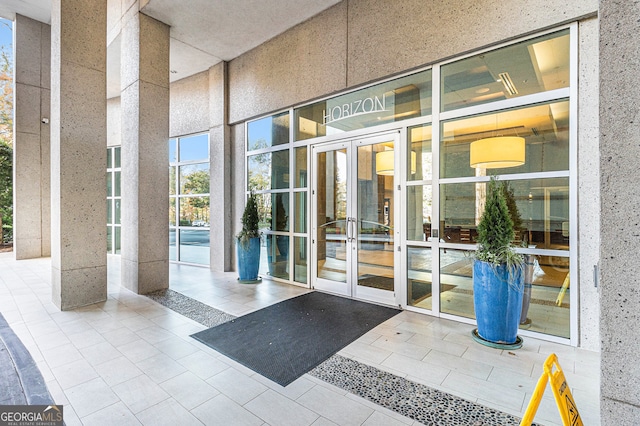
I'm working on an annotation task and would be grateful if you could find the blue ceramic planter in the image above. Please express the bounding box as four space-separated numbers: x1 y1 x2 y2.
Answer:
237 237 261 282
473 260 524 344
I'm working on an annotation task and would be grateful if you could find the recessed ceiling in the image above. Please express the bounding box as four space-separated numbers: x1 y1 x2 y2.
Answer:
1 0 342 98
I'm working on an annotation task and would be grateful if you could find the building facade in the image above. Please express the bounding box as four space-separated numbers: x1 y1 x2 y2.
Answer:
7 0 640 423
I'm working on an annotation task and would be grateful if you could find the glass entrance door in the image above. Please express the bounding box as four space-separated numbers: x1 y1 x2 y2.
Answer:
312 133 399 306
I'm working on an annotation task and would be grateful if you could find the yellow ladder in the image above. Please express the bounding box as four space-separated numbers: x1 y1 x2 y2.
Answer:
520 353 583 426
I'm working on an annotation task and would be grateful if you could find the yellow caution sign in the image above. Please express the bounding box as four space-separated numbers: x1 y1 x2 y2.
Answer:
520 353 583 426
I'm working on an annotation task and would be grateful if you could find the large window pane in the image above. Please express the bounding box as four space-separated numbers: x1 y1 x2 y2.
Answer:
114 199 121 225
114 171 121 197
114 147 121 168
247 149 289 191
295 69 432 141
114 227 121 254
107 199 112 224
272 150 290 190
269 193 289 232
408 247 433 309
264 234 289 280
107 226 113 253
316 149 348 283
169 139 177 163
179 230 209 265
179 163 210 195
408 124 432 181
440 178 569 250
521 254 570 338
441 29 569 112
254 193 271 232
169 198 176 226
247 111 290 151
441 100 570 179
294 192 307 233
169 229 176 261
107 148 112 168
170 166 176 195
295 147 307 188
294 236 307 284
179 134 209 162
440 248 474 318
406 185 432 241
107 173 112 197
179 197 210 227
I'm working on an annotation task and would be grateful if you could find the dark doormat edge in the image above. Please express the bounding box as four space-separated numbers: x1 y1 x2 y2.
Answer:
190 291 400 386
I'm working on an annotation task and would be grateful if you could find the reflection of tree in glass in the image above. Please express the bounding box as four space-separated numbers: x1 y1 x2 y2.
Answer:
180 197 210 225
0 33 13 244
169 167 176 194
183 169 210 194
169 199 176 225
256 193 271 231
178 169 210 225
273 194 287 231
248 138 270 192
0 44 12 143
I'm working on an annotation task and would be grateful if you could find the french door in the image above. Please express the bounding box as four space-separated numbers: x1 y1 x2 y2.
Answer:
311 133 399 306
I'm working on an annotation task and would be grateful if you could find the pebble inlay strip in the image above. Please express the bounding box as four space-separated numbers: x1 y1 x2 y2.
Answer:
146 288 236 327
310 355 531 426
148 290 530 425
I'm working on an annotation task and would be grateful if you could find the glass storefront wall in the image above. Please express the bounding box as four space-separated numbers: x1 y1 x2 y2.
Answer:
169 134 211 265
246 27 574 340
247 114 296 280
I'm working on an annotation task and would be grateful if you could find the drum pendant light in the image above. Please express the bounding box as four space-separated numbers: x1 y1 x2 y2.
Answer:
469 136 525 169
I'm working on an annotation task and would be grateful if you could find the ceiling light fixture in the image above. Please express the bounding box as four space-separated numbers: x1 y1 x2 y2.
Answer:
469 136 525 169
376 150 417 175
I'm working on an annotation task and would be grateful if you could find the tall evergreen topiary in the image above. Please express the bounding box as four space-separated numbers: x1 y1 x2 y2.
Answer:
237 192 260 247
476 177 523 267
501 181 522 232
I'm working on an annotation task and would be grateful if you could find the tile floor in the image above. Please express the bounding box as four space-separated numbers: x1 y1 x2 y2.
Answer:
0 253 600 425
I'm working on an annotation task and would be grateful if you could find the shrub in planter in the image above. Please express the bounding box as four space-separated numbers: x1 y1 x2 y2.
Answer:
473 177 525 347
236 192 261 283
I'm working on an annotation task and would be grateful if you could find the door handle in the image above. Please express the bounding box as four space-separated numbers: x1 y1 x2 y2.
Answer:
352 218 357 243
347 217 357 243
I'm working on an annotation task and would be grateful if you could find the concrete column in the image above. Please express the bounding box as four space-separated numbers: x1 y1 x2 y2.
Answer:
209 62 232 271
600 0 640 423
120 11 170 293
13 15 51 259
50 0 107 310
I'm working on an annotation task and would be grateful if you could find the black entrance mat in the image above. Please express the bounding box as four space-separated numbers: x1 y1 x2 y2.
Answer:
190 291 400 386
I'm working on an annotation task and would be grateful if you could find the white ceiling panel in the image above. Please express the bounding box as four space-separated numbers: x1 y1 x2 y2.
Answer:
2 0 341 97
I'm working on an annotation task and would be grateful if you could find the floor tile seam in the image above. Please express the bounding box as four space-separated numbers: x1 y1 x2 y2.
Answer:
343 392 415 425
77 400 126 423
232 386 271 418
247 388 320 425
438 373 527 411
